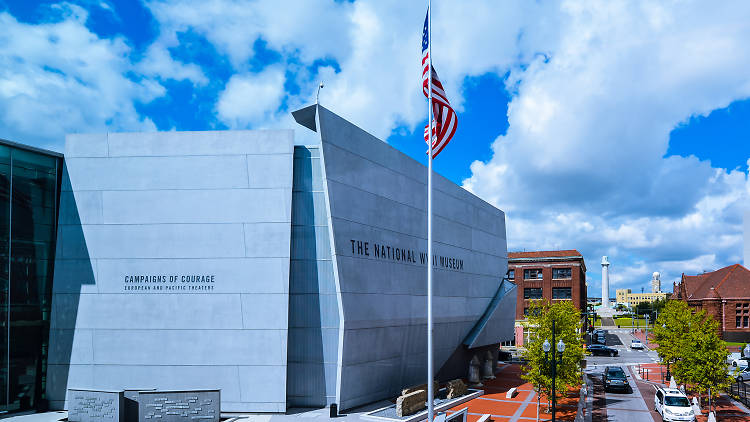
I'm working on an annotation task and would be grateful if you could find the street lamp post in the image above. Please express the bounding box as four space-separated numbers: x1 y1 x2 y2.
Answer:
543 320 566 422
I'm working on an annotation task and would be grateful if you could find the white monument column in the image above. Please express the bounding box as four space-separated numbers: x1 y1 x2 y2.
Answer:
601 256 610 308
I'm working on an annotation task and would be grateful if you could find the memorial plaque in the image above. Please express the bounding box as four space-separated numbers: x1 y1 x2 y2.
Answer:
138 390 220 422
68 389 125 422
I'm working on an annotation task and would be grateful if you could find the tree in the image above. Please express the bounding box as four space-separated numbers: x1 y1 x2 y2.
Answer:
653 300 730 407
652 300 693 375
681 316 731 407
521 300 585 406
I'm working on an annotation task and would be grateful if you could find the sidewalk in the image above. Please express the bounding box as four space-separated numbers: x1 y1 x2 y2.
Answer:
445 364 581 422
630 363 750 422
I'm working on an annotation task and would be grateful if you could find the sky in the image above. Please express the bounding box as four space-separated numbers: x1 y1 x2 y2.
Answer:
0 0 749 297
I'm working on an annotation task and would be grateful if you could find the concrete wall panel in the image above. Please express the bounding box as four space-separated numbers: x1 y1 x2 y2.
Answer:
315 105 509 410
64 156 250 191
48 130 293 412
106 130 293 157
60 224 247 259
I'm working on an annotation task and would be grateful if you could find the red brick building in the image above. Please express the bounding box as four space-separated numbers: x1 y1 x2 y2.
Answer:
508 250 587 346
673 264 750 342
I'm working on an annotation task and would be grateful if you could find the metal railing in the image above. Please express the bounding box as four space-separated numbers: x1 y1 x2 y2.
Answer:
730 380 750 408
636 364 667 384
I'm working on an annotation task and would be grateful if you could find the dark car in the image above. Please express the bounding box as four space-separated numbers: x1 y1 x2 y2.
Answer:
603 366 631 393
595 333 607 345
588 344 618 357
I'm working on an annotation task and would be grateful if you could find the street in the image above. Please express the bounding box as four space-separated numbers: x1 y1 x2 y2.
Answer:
585 328 662 422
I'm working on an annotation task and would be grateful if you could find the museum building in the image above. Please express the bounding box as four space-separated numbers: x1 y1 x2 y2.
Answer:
0 106 514 414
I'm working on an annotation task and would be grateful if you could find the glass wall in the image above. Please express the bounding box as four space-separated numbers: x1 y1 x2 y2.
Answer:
0 141 61 413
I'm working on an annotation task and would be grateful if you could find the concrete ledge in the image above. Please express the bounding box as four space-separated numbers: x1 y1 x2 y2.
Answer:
362 389 483 422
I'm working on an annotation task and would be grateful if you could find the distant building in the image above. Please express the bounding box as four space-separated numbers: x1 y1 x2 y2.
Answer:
616 289 630 305
616 288 668 307
673 264 750 342
508 250 587 346
651 272 661 293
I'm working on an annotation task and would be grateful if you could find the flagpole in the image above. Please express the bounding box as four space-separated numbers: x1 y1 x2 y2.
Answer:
426 1 434 422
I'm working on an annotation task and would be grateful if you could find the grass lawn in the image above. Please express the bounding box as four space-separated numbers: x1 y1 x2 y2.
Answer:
614 317 653 327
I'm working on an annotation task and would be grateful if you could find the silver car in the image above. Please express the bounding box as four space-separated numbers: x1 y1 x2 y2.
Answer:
631 339 644 349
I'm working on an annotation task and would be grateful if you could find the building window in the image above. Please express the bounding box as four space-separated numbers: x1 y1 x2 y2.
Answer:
523 287 542 299
524 269 543 280
524 288 543 299
507 269 515 279
523 308 529 316
552 287 572 299
736 303 750 328
552 268 572 279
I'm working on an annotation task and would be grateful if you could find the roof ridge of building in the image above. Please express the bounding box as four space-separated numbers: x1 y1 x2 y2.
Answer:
714 264 739 293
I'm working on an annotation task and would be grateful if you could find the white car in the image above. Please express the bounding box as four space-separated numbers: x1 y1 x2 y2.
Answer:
732 365 750 382
631 339 644 350
654 387 696 421
730 358 749 369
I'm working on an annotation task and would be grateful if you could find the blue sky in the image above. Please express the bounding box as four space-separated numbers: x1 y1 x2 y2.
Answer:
1 0 749 296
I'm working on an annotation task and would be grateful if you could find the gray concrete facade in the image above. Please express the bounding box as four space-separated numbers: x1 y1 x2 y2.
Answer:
47 106 511 413
47 130 294 413
297 105 510 410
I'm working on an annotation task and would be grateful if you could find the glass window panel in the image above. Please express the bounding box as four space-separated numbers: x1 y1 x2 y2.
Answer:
552 268 572 279
524 288 543 299
553 287 572 299
0 149 9 411
8 148 58 411
523 269 543 279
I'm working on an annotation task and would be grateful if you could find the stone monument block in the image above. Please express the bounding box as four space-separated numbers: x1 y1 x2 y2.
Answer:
401 381 438 397
396 390 426 417
68 389 125 422
446 379 467 399
138 390 220 422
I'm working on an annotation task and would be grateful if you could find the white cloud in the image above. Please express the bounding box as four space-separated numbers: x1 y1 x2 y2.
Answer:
464 0 750 292
0 7 161 150
145 0 354 68
135 43 208 84
216 67 286 127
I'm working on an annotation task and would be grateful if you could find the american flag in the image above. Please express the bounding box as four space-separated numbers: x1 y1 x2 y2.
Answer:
422 9 457 159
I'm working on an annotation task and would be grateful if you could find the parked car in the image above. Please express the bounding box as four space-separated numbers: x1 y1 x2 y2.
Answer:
732 365 750 382
727 352 742 364
730 358 749 369
654 386 696 421
631 339 644 350
595 333 607 345
588 344 618 357
603 366 631 393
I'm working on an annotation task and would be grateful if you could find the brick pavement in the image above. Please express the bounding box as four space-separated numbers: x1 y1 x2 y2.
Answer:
445 364 580 422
